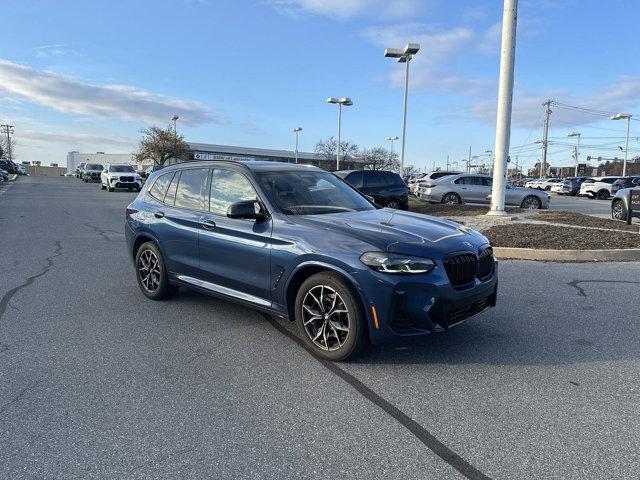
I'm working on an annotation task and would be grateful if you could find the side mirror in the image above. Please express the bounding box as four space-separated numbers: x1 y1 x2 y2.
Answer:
365 195 376 204
227 200 267 221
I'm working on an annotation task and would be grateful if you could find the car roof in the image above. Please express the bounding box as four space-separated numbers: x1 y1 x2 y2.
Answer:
161 160 324 173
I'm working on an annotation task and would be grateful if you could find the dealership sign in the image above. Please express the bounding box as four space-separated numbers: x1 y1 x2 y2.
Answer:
628 190 640 225
193 152 256 162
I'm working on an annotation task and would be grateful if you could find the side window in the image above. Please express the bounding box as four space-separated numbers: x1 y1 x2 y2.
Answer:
385 173 403 186
364 171 386 188
165 172 180 205
174 168 209 210
209 169 258 216
148 172 174 202
455 176 470 185
481 177 493 187
346 171 363 188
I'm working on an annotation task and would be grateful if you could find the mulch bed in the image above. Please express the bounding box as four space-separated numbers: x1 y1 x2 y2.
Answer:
409 197 521 217
484 224 640 250
533 211 640 232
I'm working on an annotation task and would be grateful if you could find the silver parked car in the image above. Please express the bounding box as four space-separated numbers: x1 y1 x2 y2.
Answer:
418 173 550 209
611 186 640 221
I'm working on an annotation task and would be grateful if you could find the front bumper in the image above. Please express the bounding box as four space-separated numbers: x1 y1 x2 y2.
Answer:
353 257 498 344
111 180 141 189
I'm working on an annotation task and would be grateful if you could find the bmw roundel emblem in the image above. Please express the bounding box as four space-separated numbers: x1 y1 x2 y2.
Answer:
463 241 473 248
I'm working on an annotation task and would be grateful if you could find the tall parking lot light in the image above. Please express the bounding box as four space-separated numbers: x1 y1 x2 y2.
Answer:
171 115 179 134
292 127 302 163
610 113 632 176
384 43 420 177
386 135 399 162
567 132 581 176
327 97 353 170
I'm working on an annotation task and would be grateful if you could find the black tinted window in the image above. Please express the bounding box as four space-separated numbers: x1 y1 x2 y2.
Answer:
364 171 387 188
209 169 257 215
110 165 134 173
345 171 363 188
386 172 405 187
174 168 209 210
148 172 174 202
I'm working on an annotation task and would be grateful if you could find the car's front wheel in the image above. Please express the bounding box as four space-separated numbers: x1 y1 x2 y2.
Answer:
295 272 366 362
521 195 542 209
135 242 178 300
385 198 401 209
612 199 627 221
597 189 609 200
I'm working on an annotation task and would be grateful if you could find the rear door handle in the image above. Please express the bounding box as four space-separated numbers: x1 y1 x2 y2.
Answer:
201 219 216 230
154 211 165 218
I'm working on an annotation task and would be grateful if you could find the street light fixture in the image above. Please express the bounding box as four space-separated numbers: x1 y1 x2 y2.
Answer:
610 113 632 176
292 127 302 163
384 43 420 176
386 135 399 162
171 115 179 134
567 132 581 176
327 97 353 170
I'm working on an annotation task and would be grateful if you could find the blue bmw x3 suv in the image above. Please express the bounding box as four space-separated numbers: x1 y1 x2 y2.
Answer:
125 160 497 361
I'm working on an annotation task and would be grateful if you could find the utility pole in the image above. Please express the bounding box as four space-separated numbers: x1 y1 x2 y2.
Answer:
488 0 519 216
467 145 472 173
446 155 450 170
1 124 15 162
540 100 552 179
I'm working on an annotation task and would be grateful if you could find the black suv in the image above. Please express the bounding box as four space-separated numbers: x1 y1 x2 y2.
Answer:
334 170 409 210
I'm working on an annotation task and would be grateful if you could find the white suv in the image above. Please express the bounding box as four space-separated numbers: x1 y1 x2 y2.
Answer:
101 163 142 192
579 177 620 200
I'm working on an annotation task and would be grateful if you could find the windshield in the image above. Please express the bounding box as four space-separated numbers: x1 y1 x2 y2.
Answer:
87 164 103 170
110 165 135 173
255 171 375 215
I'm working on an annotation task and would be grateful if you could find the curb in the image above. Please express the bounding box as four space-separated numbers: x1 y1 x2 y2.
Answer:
493 247 640 262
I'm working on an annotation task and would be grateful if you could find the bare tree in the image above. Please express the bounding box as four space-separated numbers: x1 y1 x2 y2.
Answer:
133 126 190 166
314 137 359 163
0 136 17 161
403 164 420 178
359 147 400 171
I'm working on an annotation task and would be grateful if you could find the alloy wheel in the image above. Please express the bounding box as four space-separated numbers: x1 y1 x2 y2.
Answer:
612 201 625 220
522 196 541 209
301 285 350 351
138 249 161 293
442 193 461 204
386 200 401 209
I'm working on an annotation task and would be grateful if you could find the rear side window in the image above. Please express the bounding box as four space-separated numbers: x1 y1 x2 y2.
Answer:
364 171 388 188
601 178 618 184
148 172 174 202
174 168 209 210
455 176 483 185
209 169 257 215
345 171 363 188
384 172 404 187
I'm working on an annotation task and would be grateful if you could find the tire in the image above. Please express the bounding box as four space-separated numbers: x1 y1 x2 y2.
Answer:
612 199 627 221
101 184 106 190
295 272 367 362
136 187 142 192
587 193 595 199
521 195 542 209
441 192 462 204
545 186 552 191
108 186 115 192
385 198 401 209
597 189 609 200
135 241 178 300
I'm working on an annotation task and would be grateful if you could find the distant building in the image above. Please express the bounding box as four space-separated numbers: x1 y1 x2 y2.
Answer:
66 151 149 173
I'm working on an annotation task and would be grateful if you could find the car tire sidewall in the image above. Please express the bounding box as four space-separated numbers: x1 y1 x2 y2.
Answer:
522 195 541 209
294 272 367 362
612 200 627 221
385 199 401 209
135 242 176 300
441 193 461 204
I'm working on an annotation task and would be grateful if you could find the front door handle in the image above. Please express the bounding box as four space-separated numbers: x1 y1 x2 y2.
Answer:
154 211 165 218
202 219 216 230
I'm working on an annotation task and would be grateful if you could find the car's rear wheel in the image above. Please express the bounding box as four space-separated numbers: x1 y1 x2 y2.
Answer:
521 195 542 209
441 192 462 204
108 186 115 192
385 198 401 209
612 199 627 221
597 189 609 200
101 184 106 190
295 272 366 362
135 242 178 300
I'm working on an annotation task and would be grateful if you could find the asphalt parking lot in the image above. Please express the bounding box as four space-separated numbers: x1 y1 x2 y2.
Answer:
548 192 613 217
2 176 640 479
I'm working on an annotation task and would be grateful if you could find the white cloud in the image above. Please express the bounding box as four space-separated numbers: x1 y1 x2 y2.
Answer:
0 60 222 126
20 130 137 150
470 77 640 129
33 44 80 58
269 0 426 20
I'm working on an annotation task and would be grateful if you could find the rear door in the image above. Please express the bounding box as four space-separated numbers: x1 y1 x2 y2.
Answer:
362 171 390 205
197 168 272 306
146 168 209 278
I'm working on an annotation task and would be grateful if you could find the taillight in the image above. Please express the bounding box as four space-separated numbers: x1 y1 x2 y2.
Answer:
125 207 138 219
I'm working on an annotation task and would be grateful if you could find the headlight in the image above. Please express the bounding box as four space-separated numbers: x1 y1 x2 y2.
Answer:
360 252 435 274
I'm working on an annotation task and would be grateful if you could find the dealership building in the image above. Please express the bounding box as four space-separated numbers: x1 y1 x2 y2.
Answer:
66 142 363 173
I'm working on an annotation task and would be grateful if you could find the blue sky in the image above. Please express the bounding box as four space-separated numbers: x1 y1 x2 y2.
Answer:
1 0 639 172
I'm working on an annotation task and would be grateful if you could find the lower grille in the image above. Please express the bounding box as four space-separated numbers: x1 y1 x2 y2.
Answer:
444 253 477 287
446 295 493 325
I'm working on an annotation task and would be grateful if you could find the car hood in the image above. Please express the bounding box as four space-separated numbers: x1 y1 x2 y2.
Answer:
292 208 489 259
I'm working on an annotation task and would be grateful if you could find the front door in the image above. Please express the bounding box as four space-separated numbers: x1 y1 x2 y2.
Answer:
198 168 272 306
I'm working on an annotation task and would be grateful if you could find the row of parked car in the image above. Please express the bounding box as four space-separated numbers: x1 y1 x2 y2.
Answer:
519 176 640 200
407 171 550 209
74 162 144 192
0 159 28 182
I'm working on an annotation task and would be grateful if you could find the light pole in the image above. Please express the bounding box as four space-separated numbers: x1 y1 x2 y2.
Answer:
384 43 420 176
292 127 302 163
1 124 14 162
567 132 581 177
171 115 179 134
386 135 399 161
327 97 353 170
610 113 632 176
